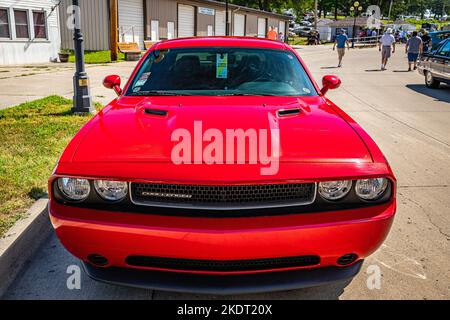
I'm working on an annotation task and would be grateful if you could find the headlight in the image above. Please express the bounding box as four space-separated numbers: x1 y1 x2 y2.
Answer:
57 178 90 201
355 178 388 200
94 180 128 201
318 180 352 200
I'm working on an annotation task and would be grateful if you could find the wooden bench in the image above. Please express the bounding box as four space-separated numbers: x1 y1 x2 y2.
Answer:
144 41 157 50
118 42 142 61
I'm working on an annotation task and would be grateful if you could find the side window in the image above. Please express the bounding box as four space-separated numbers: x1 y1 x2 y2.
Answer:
33 11 46 39
437 40 450 56
0 8 10 38
14 9 29 39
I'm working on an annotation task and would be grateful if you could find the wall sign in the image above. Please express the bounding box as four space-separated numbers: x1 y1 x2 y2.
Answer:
198 7 215 15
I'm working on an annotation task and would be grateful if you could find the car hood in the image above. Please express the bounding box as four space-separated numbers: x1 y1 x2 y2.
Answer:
69 96 372 164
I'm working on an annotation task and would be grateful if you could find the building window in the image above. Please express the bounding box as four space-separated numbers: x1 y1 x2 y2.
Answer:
151 20 159 41
0 8 10 38
33 11 46 39
14 10 29 39
167 21 175 39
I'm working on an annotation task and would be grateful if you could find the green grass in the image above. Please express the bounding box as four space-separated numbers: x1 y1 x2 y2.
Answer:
0 96 101 236
288 36 309 45
68 50 125 64
404 18 449 30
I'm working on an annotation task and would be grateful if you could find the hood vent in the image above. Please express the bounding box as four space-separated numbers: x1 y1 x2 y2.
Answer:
278 108 301 117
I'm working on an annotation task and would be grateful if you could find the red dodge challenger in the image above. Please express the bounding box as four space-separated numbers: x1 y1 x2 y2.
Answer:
49 37 396 294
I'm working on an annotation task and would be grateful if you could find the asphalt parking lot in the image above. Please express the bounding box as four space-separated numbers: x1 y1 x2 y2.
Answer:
3 44 450 300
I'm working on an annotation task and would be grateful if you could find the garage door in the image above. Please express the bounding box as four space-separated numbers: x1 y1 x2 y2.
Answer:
257 18 266 38
233 14 245 36
178 4 195 38
215 11 226 36
118 0 145 49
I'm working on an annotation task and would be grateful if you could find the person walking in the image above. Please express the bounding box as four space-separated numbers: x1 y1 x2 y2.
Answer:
333 29 350 67
379 28 396 70
406 31 423 71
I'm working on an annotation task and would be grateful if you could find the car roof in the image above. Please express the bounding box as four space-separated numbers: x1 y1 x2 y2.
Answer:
153 36 289 51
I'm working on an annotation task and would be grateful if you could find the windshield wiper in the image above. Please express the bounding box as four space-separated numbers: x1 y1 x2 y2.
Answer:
219 93 277 96
129 90 192 96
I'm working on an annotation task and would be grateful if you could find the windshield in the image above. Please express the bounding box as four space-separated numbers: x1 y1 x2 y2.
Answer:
126 47 317 96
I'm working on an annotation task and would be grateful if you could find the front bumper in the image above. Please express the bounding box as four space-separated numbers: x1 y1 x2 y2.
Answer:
417 64 426 76
82 260 364 295
50 198 394 290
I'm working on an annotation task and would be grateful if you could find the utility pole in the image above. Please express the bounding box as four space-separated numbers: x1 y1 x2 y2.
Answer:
71 0 94 114
334 0 338 20
110 0 118 61
388 0 393 20
225 0 229 36
314 0 318 30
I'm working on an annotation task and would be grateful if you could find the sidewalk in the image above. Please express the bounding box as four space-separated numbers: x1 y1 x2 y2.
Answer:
0 61 137 109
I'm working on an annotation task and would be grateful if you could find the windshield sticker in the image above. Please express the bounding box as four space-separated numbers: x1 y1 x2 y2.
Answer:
135 72 150 87
216 53 228 78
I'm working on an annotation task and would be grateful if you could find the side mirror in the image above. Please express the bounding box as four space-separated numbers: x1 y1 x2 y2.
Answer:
320 75 341 95
103 75 122 96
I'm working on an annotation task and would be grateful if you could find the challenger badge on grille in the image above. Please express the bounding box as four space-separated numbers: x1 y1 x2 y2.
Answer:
141 192 192 199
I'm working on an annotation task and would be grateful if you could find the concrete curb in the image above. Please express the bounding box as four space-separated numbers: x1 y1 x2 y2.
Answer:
0 198 51 298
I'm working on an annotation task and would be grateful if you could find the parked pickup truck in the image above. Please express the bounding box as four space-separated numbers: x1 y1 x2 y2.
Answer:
417 38 450 88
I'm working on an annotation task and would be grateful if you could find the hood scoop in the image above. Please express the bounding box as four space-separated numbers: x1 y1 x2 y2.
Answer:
144 108 168 117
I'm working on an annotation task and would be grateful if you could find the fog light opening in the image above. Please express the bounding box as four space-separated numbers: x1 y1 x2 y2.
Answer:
337 253 358 266
87 254 109 267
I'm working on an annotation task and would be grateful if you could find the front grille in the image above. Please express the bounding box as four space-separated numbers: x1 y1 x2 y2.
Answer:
126 255 320 272
130 182 316 209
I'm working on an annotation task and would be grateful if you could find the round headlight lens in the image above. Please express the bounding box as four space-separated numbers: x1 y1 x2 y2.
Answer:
355 178 388 200
94 180 128 201
57 178 90 201
318 180 352 200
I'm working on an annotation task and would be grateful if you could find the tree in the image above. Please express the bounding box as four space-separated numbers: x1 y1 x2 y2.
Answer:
430 0 449 18
390 0 408 19
408 0 428 19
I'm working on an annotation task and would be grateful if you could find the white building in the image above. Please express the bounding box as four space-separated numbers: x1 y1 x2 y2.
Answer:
0 0 61 65
316 18 333 42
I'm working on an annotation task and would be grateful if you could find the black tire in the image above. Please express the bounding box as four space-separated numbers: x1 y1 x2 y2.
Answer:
425 70 440 88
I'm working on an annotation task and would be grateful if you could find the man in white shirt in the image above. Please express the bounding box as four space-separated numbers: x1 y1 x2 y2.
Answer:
378 28 396 70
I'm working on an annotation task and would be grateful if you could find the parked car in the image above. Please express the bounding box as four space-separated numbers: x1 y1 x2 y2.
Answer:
49 37 396 294
295 26 314 36
300 20 312 27
418 38 450 88
429 30 450 50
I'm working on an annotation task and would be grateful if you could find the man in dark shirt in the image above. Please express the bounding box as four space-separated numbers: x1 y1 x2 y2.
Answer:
421 31 431 53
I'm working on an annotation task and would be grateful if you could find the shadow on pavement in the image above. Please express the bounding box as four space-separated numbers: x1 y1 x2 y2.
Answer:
321 66 340 69
365 69 383 72
406 84 450 103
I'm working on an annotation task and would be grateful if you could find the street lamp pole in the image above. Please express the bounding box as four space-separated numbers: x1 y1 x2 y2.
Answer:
350 1 363 49
71 0 94 114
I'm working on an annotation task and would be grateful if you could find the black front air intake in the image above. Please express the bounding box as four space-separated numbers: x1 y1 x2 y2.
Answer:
130 182 316 209
125 255 320 272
